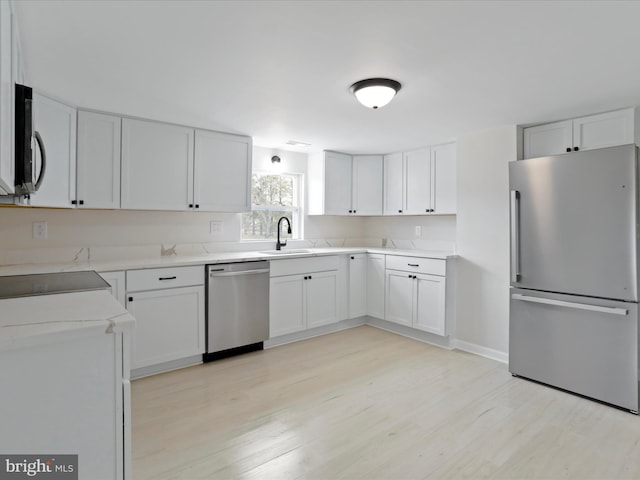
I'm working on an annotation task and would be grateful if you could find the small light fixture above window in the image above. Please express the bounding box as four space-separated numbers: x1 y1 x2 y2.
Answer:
271 155 281 164
350 78 401 109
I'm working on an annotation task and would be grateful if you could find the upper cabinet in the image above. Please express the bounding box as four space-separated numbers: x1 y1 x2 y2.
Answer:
0 1 23 195
308 151 382 215
523 108 637 159
121 118 194 211
29 93 77 208
193 129 251 212
76 111 121 209
383 143 456 215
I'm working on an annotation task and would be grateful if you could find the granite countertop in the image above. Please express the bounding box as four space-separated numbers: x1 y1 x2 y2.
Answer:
0 247 456 277
0 290 135 351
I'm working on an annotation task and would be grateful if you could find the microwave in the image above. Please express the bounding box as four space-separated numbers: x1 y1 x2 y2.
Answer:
14 83 45 196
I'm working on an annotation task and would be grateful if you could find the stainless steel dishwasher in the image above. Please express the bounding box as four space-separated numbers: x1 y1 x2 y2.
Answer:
205 261 270 361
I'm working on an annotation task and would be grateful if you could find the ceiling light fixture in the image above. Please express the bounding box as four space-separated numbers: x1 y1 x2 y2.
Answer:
271 155 281 164
349 78 402 109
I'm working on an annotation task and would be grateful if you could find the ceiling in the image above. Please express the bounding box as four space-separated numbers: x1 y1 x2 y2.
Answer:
16 1 640 154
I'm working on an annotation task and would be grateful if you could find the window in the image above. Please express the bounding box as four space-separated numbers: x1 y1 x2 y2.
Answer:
241 172 302 240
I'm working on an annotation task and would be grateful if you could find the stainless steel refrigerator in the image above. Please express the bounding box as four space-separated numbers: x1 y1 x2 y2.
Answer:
509 143 639 413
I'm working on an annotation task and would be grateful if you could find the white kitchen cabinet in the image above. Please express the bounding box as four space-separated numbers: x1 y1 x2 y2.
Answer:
349 253 366 318
194 129 252 212
352 155 383 215
76 110 121 209
414 274 446 335
404 147 432 214
383 152 404 214
308 151 382 215
99 270 126 306
0 1 12 194
523 108 636 159
431 143 457 215
29 93 76 208
127 285 205 369
126 265 205 371
383 144 456 215
269 256 339 337
121 118 194 211
270 274 306 337
366 253 385 319
385 256 448 335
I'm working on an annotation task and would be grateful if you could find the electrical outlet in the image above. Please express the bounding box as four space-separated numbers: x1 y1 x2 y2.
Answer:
33 221 48 240
415 225 422 237
210 221 223 234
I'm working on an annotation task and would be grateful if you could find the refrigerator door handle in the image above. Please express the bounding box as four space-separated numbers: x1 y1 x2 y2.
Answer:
510 190 520 282
511 293 628 316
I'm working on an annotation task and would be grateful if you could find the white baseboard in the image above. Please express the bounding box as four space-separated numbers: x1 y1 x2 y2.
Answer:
452 339 508 364
264 317 366 348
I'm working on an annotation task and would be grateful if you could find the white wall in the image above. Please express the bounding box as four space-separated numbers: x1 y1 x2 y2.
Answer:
454 125 516 361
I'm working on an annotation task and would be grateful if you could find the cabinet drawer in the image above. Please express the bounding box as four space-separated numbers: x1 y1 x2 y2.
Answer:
385 255 445 276
127 266 204 292
270 255 339 277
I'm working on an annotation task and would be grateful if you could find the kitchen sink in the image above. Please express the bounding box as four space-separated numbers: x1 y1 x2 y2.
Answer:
259 249 313 255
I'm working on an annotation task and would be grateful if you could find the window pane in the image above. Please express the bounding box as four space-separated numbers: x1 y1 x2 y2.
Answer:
252 174 294 207
241 210 293 240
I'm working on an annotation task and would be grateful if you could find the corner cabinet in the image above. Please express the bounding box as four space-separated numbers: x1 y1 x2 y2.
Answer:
308 151 383 215
523 108 637 159
193 129 251 212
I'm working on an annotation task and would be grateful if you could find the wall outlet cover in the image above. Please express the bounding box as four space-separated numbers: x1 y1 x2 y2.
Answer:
415 225 422 237
210 221 223 234
33 221 48 240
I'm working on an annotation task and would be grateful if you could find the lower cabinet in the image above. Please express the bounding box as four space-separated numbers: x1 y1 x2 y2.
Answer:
384 255 448 336
269 256 339 338
270 270 338 337
125 266 205 371
348 254 366 318
366 254 385 319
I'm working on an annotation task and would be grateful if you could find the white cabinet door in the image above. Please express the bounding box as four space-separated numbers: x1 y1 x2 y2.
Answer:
431 143 456 215
323 151 352 215
99 271 126 307
121 118 194 211
0 1 12 194
127 285 205 369
352 155 382 215
404 147 431 214
523 120 573 158
348 254 366 318
76 111 121 209
270 275 305 337
573 109 635 152
414 274 446 335
383 152 404 214
306 270 338 328
385 270 414 326
194 129 251 212
30 94 76 208
366 253 385 319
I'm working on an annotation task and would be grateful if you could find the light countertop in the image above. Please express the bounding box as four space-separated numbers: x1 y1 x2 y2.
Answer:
0 247 456 277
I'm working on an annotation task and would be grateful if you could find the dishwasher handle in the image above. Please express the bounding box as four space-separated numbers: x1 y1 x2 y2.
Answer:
209 268 270 278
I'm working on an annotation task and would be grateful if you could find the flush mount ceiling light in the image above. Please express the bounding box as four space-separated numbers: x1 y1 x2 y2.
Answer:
349 78 402 109
271 155 281 164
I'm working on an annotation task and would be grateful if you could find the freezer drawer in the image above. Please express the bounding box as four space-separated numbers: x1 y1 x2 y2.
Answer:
509 288 639 412
509 144 638 301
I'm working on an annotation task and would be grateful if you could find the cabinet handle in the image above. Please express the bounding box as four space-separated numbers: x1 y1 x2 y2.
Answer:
195 204 200 209
304 276 308 280
159 276 177 281
350 256 355 259
573 146 579 151
408 263 419 267
71 200 77 205
398 209 403 213
353 210 356 213
348 210 353 213
566 147 571 152
188 203 193 208
309 275 312 280
128 296 133 302
79 200 84 205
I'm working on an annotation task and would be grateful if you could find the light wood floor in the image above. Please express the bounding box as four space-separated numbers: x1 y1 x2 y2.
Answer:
132 326 640 479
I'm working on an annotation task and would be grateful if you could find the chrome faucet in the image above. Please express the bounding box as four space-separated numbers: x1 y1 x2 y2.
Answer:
276 216 291 250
